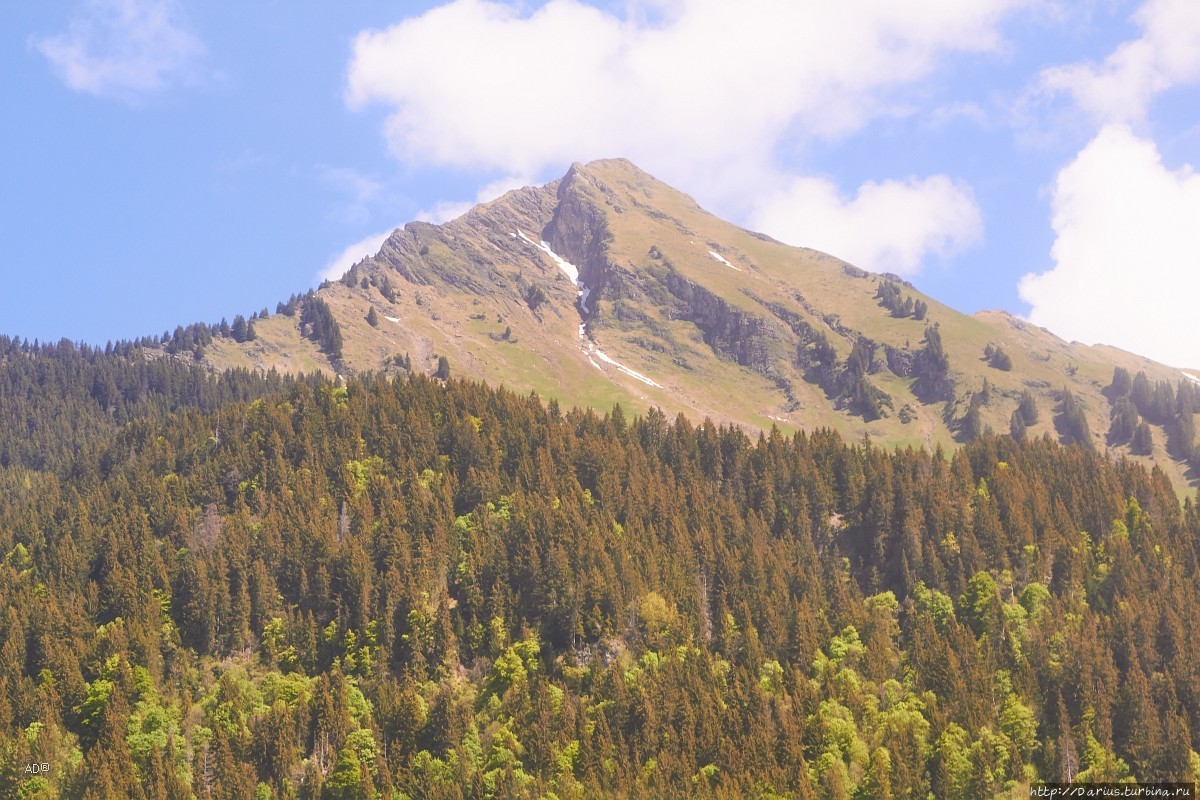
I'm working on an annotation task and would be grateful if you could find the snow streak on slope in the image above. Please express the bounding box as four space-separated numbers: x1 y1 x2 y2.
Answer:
709 250 740 270
589 345 661 387
518 230 661 388
518 230 577 284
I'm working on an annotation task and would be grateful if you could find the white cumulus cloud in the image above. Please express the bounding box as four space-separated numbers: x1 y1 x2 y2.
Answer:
345 0 1021 270
346 0 1020 176
32 0 207 102
750 175 983 276
1038 0 1200 124
1019 124 1200 367
319 230 395 283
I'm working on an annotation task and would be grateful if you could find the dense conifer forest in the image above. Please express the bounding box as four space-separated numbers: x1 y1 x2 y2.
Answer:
0 336 294 474
3 341 1200 798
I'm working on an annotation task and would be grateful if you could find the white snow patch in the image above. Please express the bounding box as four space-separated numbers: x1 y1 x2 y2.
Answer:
518 230 591 313
590 344 662 387
384 315 400 323
517 230 578 283
1182 371 1200 386
709 250 740 270
516 229 661 389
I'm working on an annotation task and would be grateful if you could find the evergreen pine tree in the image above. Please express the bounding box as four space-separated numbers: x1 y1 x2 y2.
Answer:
1010 409 1027 441
1018 390 1039 426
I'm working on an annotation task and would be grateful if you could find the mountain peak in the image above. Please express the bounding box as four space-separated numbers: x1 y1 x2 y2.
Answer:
192 162 1200 492
571 156 646 176
557 157 700 207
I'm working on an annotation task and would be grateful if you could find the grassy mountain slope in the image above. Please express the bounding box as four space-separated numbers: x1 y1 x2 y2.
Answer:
194 159 1198 490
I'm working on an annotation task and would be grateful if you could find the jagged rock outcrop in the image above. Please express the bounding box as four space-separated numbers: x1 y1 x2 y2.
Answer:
543 165 616 316
370 183 561 295
659 270 774 373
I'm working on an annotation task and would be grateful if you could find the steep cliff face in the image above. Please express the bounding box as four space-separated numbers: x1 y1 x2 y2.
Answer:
545 164 778 374
544 165 611 287
659 269 775 373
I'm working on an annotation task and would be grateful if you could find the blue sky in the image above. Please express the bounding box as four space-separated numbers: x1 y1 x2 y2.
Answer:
3 0 1199 366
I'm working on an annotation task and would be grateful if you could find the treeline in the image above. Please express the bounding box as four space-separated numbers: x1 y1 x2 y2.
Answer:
1107 368 1200 465
3 369 1200 798
795 330 893 422
795 320 951 423
875 280 928 321
0 335 294 473
914 323 952 401
338 262 398 304
34 308 270 366
162 312 266 361
0 285 354 476
278 291 344 361
157 288 349 366
1009 390 1039 441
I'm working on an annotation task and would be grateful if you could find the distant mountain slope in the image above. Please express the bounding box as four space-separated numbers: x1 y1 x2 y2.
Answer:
192 159 1199 491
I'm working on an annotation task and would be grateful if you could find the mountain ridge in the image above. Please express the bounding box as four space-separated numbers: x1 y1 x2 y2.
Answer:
182 158 1199 490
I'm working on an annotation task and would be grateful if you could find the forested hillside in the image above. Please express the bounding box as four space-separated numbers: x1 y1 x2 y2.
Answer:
0 335 295 473
3 363 1200 799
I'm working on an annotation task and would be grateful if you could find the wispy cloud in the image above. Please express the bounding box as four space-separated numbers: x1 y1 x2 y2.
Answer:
318 230 394 283
32 0 208 103
924 101 990 130
1036 0 1200 125
316 166 385 227
216 149 274 174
